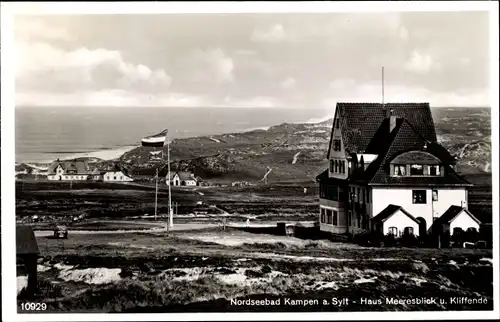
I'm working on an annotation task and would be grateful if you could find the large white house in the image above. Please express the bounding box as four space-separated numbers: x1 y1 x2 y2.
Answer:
47 159 91 181
316 102 479 239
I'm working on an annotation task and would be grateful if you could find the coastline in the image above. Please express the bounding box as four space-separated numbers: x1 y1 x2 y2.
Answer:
20 145 138 166
17 117 335 165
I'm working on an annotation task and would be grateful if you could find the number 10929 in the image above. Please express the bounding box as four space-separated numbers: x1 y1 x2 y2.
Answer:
20 302 47 311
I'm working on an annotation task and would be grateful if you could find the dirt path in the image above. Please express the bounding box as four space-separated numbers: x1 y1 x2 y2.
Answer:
34 223 220 237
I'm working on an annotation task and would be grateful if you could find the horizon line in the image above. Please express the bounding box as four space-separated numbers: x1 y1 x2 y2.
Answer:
14 105 492 109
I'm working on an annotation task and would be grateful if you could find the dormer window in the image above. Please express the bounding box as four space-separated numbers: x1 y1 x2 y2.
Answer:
410 164 424 176
394 164 406 176
429 165 441 176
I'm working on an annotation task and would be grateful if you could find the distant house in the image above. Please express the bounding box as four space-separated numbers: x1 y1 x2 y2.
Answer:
167 171 198 186
47 159 91 181
317 102 477 240
103 170 134 182
89 168 104 181
16 226 40 296
15 164 30 177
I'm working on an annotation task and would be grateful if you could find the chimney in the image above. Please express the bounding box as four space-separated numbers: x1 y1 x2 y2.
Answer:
389 108 396 133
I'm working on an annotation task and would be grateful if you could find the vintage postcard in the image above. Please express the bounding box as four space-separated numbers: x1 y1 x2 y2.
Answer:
1 1 499 321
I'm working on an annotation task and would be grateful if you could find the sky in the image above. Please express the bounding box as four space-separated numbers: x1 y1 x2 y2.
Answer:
14 11 490 108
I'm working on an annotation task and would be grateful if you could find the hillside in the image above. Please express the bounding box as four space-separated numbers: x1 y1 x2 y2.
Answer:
117 108 491 184
119 120 332 183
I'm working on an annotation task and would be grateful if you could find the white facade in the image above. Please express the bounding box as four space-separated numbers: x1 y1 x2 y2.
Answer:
103 171 133 182
379 209 420 237
48 175 89 181
371 187 467 231
167 173 181 186
449 210 480 234
183 179 197 186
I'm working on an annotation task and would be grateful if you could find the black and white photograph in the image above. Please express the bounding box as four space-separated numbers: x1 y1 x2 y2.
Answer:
1 1 499 321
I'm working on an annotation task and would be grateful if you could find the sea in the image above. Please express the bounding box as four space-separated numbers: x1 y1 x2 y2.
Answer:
15 106 332 163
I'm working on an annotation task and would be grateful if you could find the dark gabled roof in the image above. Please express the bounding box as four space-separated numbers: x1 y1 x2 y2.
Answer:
167 171 196 181
178 171 196 181
372 204 419 224
327 103 437 158
349 118 470 187
16 226 40 255
437 206 481 225
47 160 90 175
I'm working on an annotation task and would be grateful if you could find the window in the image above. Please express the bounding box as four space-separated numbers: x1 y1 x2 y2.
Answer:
333 139 341 151
332 211 338 225
432 189 438 201
341 161 345 174
335 119 340 129
326 209 333 224
429 165 441 176
412 190 427 204
388 227 398 235
394 164 406 176
325 185 339 201
357 188 360 201
114 176 117 180
320 208 326 223
404 227 414 236
453 227 464 236
335 160 338 173
410 164 424 176
329 160 334 172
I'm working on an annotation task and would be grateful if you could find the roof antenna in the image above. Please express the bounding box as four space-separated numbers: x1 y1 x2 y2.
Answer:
382 66 385 108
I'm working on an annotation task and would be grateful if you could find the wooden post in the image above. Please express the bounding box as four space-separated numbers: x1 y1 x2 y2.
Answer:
26 255 38 295
154 168 158 221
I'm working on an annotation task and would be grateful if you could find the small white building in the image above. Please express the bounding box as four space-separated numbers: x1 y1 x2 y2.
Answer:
103 170 133 182
47 160 90 181
435 205 481 236
166 171 198 186
371 205 420 237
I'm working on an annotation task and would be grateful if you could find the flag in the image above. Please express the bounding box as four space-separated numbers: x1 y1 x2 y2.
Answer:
149 150 163 161
141 129 168 147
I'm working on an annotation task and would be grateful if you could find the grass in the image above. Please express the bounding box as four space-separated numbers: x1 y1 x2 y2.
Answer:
17 227 493 312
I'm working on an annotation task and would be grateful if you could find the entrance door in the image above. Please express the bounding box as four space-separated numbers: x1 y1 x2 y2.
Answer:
416 217 427 237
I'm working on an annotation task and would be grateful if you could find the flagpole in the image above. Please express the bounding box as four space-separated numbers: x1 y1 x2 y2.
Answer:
168 136 173 229
154 168 158 221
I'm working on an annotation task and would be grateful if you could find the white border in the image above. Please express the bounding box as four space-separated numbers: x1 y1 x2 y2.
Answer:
2 1 499 321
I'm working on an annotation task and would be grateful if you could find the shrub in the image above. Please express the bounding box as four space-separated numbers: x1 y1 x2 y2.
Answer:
400 233 419 247
352 231 383 247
